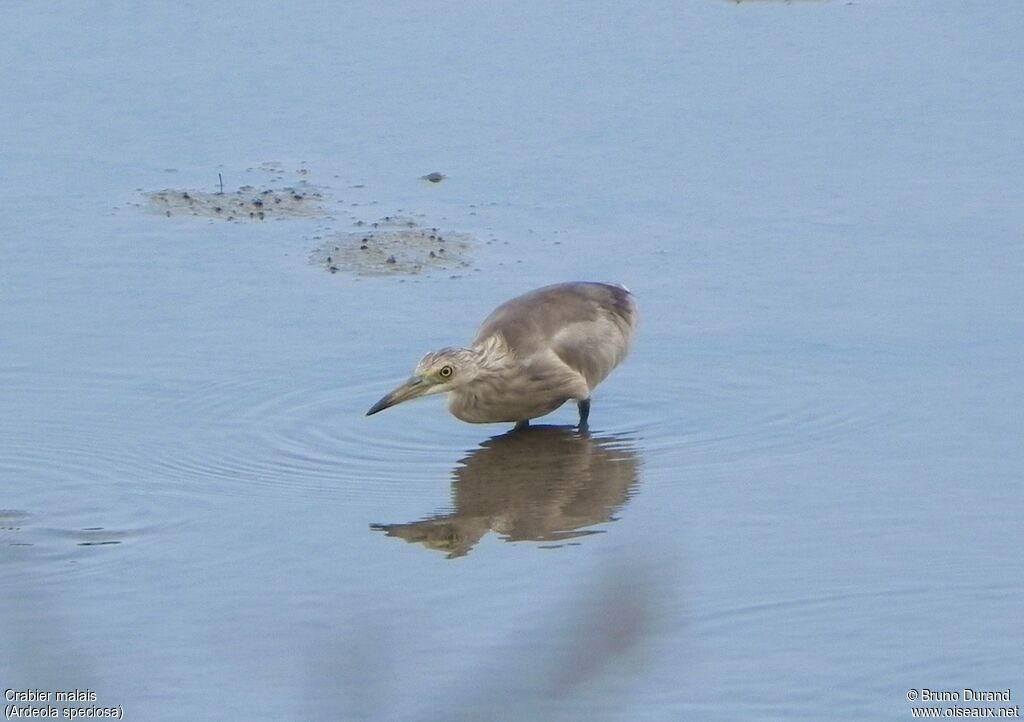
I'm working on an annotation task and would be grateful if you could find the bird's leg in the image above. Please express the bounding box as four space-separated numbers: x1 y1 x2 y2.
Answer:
514 419 530 431
577 398 591 429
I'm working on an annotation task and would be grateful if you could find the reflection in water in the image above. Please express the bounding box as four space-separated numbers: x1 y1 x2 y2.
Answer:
371 426 641 558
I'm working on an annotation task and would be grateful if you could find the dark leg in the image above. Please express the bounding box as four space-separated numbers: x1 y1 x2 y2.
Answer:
577 398 591 429
514 419 530 431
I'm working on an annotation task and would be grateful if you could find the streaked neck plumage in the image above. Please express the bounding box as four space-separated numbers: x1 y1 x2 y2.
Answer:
448 334 530 423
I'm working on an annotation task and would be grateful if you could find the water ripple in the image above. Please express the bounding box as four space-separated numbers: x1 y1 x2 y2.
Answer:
609 346 898 471
143 374 471 500
2 343 899 511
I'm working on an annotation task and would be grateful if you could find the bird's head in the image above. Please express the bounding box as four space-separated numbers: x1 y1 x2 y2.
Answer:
366 347 474 416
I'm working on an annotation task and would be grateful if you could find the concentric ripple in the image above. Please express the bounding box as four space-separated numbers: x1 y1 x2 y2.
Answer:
605 343 899 474
2 340 900 522
141 373 483 501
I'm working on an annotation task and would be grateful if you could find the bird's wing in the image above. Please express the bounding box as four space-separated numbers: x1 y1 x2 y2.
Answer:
473 282 637 390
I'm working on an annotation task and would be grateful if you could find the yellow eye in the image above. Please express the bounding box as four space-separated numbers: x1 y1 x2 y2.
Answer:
439 365 453 379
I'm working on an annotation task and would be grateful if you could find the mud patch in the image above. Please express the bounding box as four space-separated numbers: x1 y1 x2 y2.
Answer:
136 163 480 277
310 216 475 276
145 184 324 221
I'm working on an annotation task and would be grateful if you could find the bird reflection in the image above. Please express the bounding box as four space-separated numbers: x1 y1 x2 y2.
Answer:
371 426 640 558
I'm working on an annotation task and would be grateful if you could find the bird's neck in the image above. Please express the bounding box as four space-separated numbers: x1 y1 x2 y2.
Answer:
468 334 514 379
447 335 522 423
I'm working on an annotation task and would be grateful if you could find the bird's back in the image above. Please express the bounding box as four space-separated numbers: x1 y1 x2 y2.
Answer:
473 282 637 390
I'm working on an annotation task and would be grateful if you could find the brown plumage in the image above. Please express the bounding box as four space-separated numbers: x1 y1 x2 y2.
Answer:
366 282 638 429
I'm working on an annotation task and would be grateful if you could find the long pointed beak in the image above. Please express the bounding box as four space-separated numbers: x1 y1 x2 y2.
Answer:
366 377 432 416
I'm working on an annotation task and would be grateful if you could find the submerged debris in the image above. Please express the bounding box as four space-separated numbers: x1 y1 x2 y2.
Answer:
310 216 475 277
145 181 324 222
137 164 479 278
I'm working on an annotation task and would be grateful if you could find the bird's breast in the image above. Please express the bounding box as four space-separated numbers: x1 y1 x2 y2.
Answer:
447 384 569 424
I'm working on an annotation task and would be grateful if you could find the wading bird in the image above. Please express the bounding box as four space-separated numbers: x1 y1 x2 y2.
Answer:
366 282 637 429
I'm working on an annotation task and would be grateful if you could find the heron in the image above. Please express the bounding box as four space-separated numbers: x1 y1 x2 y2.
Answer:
366 281 637 429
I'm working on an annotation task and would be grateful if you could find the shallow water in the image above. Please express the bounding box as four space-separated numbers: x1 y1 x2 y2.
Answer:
3 2 1023 720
